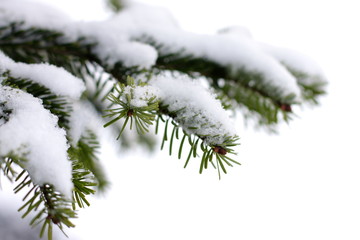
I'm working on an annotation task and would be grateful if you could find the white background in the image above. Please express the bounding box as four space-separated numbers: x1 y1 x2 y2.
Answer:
2 0 360 239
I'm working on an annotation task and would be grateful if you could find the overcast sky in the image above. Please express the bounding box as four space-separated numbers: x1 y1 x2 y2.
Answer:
2 0 360 239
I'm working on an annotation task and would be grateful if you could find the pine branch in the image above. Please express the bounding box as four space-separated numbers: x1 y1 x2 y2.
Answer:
0 21 326 132
0 21 303 131
285 66 327 104
1 71 71 130
68 130 108 191
0 22 137 84
156 117 240 178
220 80 292 129
0 3 330 239
104 76 241 177
0 157 17 184
140 36 300 104
144 46 298 127
0 22 97 66
0 151 99 239
71 156 97 209
104 76 159 138
0 156 76 240
0 22 147 121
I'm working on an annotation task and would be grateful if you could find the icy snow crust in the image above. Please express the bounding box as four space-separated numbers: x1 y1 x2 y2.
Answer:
0 1 324 101
0 86 73 198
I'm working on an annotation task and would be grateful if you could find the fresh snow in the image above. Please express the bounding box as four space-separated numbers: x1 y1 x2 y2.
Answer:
0 51 85 99
106 3 301 99
0 0 158 69
0 86 73 197
0 0 327 194
259 43 326 84
123 84 160 108
219 26 326 84
150 74 236 145
0 0 325 100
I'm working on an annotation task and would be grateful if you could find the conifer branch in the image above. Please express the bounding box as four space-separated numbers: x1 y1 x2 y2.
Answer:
0 157 17 184
1 71 71 130
0 21 316 131
285 66 327 104
139 37 300 103
104 76 241 177
104 76 159 138
0 157 76 240
156 117 240 178
0 151 99 239
0 22 136 84
0 2 328 239
71 157 97 209
68 130 108 191
148 51 297 127
220 80 293 129
0 22 97 66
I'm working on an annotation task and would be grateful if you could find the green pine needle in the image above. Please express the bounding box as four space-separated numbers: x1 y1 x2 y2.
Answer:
104 77 159 139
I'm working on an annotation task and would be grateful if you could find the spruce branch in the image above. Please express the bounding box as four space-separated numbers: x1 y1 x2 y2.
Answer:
285 66 327 104
220 80 293 130
68 130 108 191
0 153 98 239
0 157 17 184
0 22 97 67
104 76 159 138
139 36 300 103
0 22 325 130
71 157 97 209
0 3 329 239
103 76 240 177
0 158 76 240
157 116 240 179
1 71 71 130
0 22 138 85
0 21 315 132
150 55 296 128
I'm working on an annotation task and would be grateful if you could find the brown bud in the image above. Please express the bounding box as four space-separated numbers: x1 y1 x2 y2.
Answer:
47 214 60 224
127 109 134 116
280 104 292 112
213 146 227 155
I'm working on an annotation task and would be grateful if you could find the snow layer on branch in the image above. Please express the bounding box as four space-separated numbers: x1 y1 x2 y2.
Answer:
150 74 236 145
0 1 325 97
0 0 72 29
123 84 160 108
0 86 73 197
0 0 158 69
76 21 158 68
259 43 326 84
110 4 301 99
219 26 326 85
0 52 85 99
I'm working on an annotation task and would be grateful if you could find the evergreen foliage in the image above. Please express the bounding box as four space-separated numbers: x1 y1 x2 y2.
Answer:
0 1 326 239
